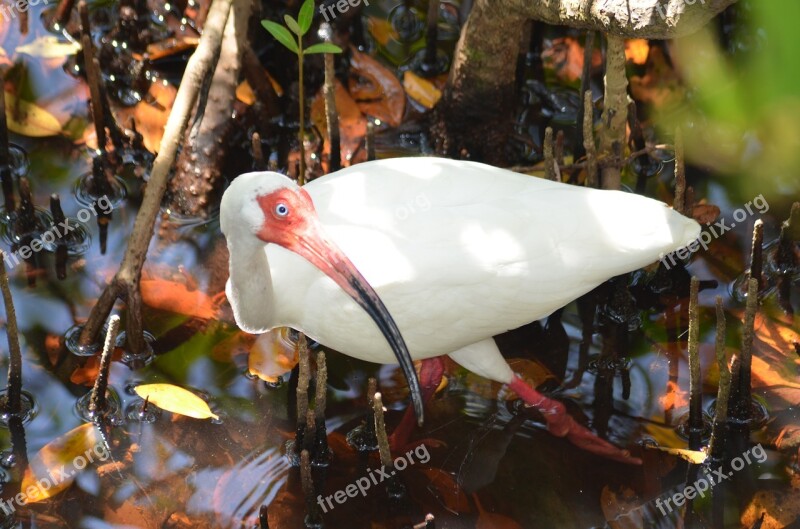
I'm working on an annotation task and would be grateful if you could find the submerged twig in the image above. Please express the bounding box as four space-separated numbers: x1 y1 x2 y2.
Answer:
0 68 12 215
300 449 322 527
709 296 730 460
252 132 266 171
543 127 556 182
422 0 439 74
313 350 329 465
50 195 68 280
321 23 340 172
78 0 235 352
366 121 375 162
582 91 598 187
749 219 764 289
599 34 628 190
296 334 310 452
574 31 595 164
673 128 686 215
687 277 702 449
0 253 22 416
373 392 392 469
731 278 758 425
89 315 120 417
777 203 800 313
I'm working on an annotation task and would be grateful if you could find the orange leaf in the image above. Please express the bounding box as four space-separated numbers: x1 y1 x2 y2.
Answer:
348 49 405 127
21 423 108 502
248 327 299 383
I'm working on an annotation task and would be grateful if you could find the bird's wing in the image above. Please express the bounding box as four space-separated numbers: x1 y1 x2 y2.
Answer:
283 158 697 359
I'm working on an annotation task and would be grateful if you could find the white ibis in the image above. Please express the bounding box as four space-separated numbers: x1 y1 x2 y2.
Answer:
220 157 700 464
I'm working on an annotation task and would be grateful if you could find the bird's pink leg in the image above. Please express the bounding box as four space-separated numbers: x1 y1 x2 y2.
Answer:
388 357 445 451
507 376 642 464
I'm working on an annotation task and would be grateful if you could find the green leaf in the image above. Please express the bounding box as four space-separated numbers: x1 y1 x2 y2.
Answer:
262 20 298 53
304 42 343 55
298 0 314 35
284 14 302 36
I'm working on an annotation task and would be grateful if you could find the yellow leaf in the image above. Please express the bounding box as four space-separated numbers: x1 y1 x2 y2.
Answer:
21 423 105 502
5 91 62 137
648 445 708 464
236 80 255 105
16 36 81 59
134 383 219 420
403 71 442 109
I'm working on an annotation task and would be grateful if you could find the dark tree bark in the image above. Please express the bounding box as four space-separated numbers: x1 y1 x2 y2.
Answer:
432 0 737 165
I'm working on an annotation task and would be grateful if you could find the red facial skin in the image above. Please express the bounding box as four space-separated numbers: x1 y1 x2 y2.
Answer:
254 187 424 424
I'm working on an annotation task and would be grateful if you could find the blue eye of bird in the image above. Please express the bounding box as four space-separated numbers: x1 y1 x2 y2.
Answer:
275 203 289 217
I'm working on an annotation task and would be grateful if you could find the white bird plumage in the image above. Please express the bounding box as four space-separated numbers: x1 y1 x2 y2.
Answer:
222 157 698 378
221 157 700 461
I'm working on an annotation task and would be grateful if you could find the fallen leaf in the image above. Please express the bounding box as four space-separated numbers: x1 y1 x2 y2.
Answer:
236 80 256 105
22 423 104 502
4 91 62 137
366 16 398 47
311 80 366 164
403 71 442 109
116 81 177 152
625 39 649 65
141 278 220 320
348 48 405 127
601 486 645 529
15 36 81 59
145 36 199 61
741 486 800 529
646 445 708 464
134 383 219 420
248 327 299 383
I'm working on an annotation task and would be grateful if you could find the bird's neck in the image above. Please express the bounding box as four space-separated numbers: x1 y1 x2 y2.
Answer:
227 240 275 333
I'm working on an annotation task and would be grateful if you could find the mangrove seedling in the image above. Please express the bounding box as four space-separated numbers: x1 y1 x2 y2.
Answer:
261 0 342 184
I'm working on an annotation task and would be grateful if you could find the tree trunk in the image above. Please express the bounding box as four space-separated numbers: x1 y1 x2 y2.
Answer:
167 0 253 217
432 0 737 164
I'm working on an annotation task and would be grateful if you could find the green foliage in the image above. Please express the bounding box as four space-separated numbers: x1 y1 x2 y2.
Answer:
261 20 298 53
261 0 343 57
305 42 343 55
659 2 800 200
260 0 342 183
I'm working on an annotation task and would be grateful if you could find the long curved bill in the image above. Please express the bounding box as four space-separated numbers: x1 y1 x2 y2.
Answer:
285 221 424 426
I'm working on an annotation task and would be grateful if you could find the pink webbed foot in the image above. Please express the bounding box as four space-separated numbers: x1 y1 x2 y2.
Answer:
508 376 641 465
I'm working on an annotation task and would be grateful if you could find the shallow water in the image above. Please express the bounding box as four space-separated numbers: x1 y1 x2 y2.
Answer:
0 1 798 528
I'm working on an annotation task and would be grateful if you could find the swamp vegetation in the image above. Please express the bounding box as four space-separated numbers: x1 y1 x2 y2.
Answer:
0 0 794 527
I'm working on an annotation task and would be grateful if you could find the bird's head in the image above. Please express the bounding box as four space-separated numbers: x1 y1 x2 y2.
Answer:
221 172 424 424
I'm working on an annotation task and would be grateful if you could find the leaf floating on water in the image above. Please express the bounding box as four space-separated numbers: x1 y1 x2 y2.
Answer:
134 383 219 420
15 36 81 59
21 423 103 502
647 445 708 464
600 486 644 529
403 71 442 109
4 91 62 137
248 327 299 383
